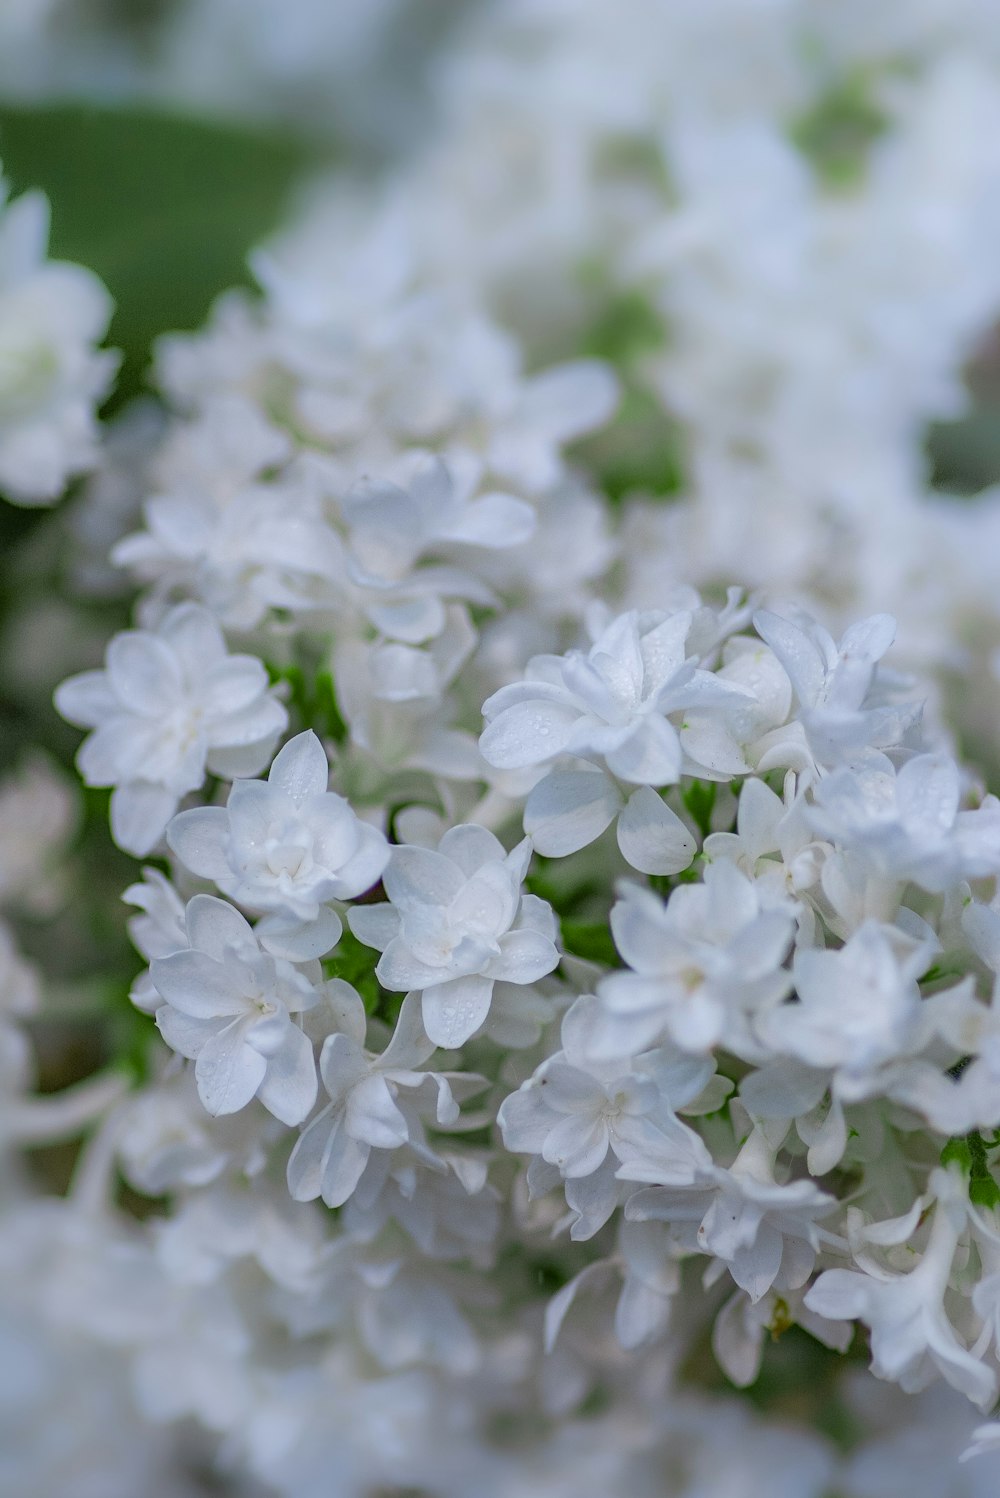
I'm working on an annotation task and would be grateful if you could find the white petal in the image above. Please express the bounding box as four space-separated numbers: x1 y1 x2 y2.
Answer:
524 769 621 856
437 823 505 875
150 950 248 1019
497 1086 557 1154
256 908 342 961
421 976 494 1048
327 821 390 899
166 806 231 880
492 929 559 985
195 1024 266 1115
322 1126 372 1207
110 782 178 856
383 845 465 908
379 992 435 1070
346 1073 409 1150
256 1024 317 1125
348 903 400 951
107 632 182 714
286 1108 337 1201
54 669 117 728
159 603 226 671
446 492 536 549
604 713 682 785
542 1114 609 1178
479 700 579 769
268 730 329 802
617 786 696 875
186 893 256 961
522 360 619 442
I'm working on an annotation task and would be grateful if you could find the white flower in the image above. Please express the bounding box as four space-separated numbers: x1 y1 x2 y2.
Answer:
499 993 715 1181
348 824 559 1048
0 175 117 506
287 990 479 1208
810 754 1000 894
679 634 793 779
113 402 343 631
150 894 318 1125
341 455 536 637
0 752 78 915
596 863 795 1057
757 921 936 1099
480 606 742 869
167 729 389 943
703 774 828 938
805 1169 997 1409
625 1127 837 1304
480 607 736 785
122 866 188 1013
54 602 287 855
752 609 915 771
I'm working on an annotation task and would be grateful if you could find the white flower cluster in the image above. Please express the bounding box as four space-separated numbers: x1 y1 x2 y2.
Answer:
9 0 1000 1494
0 167 116 506
45 580 1000 1492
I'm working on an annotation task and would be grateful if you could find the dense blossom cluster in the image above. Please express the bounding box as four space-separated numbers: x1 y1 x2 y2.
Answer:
8 2 1000 1495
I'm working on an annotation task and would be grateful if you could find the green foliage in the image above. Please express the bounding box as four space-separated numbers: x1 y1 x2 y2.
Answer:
927 408 1000 496
571 274 685 503
580 284 665 368
791 72 887 189
0 103 313 405
682 778 717 839
573 382 686 503
941 1136 973 1173
941 1130 1000 1209
267 662 349 743
560 919 617 968
322 929 383 1015
525 856 602 922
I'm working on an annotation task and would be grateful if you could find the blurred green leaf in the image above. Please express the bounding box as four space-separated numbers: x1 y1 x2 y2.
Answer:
0 103 315 405
927 408 1000 495
791 71 887 190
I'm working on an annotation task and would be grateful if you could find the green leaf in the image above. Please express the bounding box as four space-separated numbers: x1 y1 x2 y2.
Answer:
941 1136 973 1173
942 1130 1000 1209
322 929 383 1014
266 661 349 743
970 1174 1000 1210
681 778 716 839
560 920 617 968
791 71 887 190
0 104 315 406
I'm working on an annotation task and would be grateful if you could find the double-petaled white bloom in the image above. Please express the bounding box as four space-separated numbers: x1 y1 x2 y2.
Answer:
500 994 722 1239
287 990 481 1208
150 894 319 1124
54 602 287 855
756 920 937 1099
751 610 914 773
806 1169 997 1409
499 993 717 1181
0 172 117 506
810 753 1000 894
625 1126 837 1304
480 607 741 871
481 607 730 784
112 396 342 631
349 825 559 1048
341 455 535 645
703 775 828 941
596 863 795 1057
167 729 388 957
